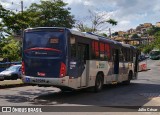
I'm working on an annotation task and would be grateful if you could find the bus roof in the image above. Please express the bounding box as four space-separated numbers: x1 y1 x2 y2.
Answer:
69 29 99 40
25 27 137 50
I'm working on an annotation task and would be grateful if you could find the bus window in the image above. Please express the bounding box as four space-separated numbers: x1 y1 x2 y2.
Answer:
100 42 105 59
92 41 95 59
129 49 131 61
105 43 110 60
24 31 64 57
122 48 125 61
126 49 129 61
92 41 99 59
131 50 133 61
95 41 99 58
119 49 123 62
70 36 76 59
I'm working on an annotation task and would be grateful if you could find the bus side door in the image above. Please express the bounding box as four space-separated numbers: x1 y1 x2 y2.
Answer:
113 49 119 81
77 43 89 87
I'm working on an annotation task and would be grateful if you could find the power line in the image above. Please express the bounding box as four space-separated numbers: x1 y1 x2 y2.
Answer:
0 0 23 13
0 0 24 39
5 8 18 12
0 0 21 6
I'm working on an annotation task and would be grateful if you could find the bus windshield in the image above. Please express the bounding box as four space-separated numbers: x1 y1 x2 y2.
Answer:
24 31 64 57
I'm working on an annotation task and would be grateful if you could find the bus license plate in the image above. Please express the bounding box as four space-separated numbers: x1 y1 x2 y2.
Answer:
35 79 46 83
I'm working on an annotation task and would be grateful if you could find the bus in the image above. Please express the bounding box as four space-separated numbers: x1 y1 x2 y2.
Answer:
22 27 139 92
149 49 160 60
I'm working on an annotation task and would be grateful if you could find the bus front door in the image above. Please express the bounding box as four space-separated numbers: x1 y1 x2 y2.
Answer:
114 49 119 81
77 43 89 87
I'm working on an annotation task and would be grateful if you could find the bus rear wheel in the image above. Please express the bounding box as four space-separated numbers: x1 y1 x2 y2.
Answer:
94 74 103 92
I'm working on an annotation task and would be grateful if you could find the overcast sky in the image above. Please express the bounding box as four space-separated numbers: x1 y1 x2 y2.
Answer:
1 0 160 33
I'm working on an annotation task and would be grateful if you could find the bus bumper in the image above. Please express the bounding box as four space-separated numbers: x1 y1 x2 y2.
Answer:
22 75 69 87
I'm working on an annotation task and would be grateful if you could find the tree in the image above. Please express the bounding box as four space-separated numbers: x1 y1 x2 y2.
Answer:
106 19 118 26
153 31 160 49
147 26 160 36
131 34 139 39
75 10 117 33
0 36 21 61
124 34 129 39
75 22 93 32
0 23 4 40
141 44 154 54
27 0 75 28
0 0 75 36
0 4 14 35
138 28 160 54
112 32 118 36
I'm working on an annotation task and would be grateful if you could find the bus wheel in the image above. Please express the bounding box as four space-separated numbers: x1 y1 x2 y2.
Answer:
123 71 132 85
94 74 103 92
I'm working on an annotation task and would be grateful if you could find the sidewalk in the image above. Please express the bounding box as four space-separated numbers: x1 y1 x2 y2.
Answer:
155 60 160 66
143 97 160 106
0 79 25 88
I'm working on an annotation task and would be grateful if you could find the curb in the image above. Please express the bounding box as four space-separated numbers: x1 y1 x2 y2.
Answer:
0 79 30 89
0 83 29 89
138 68 151 72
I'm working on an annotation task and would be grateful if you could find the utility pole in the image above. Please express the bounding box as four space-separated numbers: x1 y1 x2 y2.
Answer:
21 1 23 40
21 1 23 13
109 28 111 38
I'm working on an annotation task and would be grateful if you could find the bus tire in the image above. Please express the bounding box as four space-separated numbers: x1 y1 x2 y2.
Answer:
94 73 103 92
122 71 132 85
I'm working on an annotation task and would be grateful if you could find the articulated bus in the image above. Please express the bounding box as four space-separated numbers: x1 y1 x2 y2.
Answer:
22 27 139 92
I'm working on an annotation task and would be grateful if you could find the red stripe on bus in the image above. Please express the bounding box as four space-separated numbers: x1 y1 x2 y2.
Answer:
24 47 61 53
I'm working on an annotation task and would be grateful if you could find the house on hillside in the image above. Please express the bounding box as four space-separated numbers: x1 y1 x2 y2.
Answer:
155 22 160 27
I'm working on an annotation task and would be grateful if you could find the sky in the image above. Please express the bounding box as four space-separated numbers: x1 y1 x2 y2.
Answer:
1 0 160 34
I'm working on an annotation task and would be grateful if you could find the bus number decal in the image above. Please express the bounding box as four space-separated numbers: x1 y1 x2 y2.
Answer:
35 79 46 83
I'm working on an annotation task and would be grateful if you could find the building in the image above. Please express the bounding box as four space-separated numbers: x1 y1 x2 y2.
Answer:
127 29 136 34
143 23 152 28
118 31 126 37
156 22 160 27
135 23 153 35
112 23 155 46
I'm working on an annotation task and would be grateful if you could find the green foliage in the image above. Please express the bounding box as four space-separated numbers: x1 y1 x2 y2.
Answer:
102 33 108 37
112 32 118 36
153 31 160 50
106 19 118 26
123 34 129 39
0 0 75 61
137 44 152 54
0 36 21 61
27 0 75 28
131 34 139 39
76 23 93 32
0 0 75 36
76 10 117 33
0 4 14 35
142 44 154 54
139 27 160 53
147 26 160 36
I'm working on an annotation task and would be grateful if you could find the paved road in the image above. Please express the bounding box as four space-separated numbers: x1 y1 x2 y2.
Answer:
0 59 160 114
